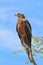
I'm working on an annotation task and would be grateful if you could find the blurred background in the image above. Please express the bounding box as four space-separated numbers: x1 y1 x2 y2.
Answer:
0 0 43 65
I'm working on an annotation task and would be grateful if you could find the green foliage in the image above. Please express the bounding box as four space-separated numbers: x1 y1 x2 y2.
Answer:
32 36 40 43
40 56 43 58
13 50 23 54
13 48 25 54
25 61 29 64
32 36 43 55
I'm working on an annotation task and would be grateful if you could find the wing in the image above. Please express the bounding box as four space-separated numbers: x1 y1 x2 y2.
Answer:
25 20 32 37
16 23 18 32
22 19 32 44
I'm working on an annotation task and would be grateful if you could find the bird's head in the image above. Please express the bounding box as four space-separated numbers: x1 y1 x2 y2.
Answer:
15 13 25 18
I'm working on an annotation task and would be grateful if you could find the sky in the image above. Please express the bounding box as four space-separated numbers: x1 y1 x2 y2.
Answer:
0 0 43 65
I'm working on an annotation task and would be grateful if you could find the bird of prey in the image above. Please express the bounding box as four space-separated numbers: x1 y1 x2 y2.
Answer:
15 13 37 65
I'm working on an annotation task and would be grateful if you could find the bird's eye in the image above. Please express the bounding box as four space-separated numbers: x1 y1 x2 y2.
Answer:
18 13 20 15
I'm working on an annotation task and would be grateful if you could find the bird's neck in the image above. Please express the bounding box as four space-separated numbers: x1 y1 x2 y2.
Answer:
18 17 25 20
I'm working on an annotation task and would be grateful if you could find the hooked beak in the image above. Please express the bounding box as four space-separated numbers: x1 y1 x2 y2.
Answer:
15 14 17 16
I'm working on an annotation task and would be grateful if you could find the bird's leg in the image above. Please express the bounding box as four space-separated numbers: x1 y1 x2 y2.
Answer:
21 35 30 49
21 38 29 49
21 35 27 48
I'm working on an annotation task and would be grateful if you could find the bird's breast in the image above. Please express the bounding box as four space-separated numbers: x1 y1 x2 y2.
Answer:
17 23 26 35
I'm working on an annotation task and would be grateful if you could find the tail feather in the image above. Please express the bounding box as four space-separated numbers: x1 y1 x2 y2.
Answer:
26 48 37 65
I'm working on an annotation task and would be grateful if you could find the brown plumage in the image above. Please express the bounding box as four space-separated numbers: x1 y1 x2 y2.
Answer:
15 13 37 65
